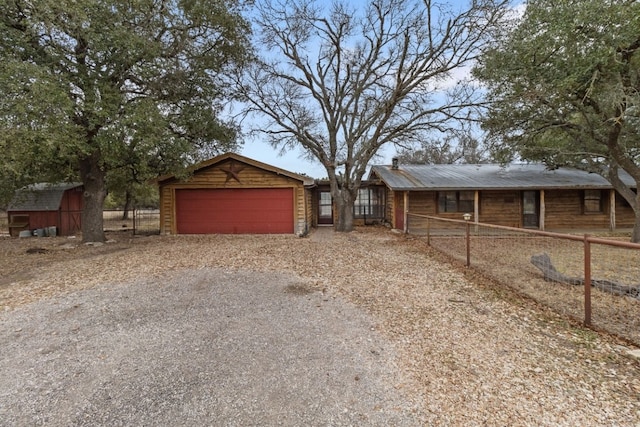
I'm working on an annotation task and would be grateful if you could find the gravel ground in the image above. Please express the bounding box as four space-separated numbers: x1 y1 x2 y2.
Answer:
0 269 421 426
1 227 640 425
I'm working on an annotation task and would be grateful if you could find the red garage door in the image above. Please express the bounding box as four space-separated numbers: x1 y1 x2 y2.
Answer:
176 188 294 234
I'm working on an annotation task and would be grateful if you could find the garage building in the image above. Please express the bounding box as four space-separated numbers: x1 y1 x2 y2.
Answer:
157 153 313 235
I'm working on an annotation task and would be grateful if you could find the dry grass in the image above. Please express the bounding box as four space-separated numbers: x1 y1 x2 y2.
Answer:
427 232 640 346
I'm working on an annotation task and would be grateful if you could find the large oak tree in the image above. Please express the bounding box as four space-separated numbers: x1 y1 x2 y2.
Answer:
474 0 640 241
239 0 510 231
0 0 251 241
395 132 492 165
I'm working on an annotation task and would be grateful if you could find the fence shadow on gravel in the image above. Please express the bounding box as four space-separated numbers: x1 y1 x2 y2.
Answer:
407 213 640 346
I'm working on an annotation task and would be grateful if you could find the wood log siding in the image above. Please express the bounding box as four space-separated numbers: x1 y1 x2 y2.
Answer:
159 160 308 235
544 189 609 229
385 188 395 227
478 190 521 227
615 193 636 228
159 186 173 234
397 187 637 233
305 188 314 230
405 191 433 231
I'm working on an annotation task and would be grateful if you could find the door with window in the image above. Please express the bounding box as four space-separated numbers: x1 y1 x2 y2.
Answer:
318 191 333 225
522 190 539 228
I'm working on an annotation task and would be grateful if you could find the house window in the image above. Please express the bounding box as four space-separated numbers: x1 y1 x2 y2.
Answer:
354 187 384 218
319 192 332 217
438 191 474 213
584 190 603 213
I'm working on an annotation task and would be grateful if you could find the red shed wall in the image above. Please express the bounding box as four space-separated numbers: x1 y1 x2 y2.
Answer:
8 210 58 236
8 187 83 236
59 188 83 235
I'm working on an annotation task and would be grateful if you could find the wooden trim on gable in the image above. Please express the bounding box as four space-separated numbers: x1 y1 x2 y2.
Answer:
156 152 312 186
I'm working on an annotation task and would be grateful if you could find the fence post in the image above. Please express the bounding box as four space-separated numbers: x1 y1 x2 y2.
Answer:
584 234 592 327
465 220 471 267
426 217 431 246
133 208 137 236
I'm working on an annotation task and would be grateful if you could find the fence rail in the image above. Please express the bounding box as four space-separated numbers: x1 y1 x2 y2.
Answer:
0 209 159 237
0 210 7 236
103 209 160 235
407 213 640 346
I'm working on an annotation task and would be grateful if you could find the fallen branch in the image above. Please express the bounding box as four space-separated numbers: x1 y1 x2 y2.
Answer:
530 253 640 299
530 253 582 285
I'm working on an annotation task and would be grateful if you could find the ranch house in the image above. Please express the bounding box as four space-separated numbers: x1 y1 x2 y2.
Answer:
368 162 637 233
155 153 637 235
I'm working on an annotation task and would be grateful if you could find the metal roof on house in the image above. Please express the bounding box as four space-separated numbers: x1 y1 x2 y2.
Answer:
8 183 83 211
369 163 636 191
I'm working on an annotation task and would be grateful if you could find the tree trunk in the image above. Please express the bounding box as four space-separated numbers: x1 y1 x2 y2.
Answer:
605 169 640 243
632 208 640 244
122 191 131 220
79 152 107 243
626 189 640 243
333 188 355 232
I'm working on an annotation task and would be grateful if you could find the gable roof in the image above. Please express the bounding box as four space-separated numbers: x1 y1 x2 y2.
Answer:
156 152 315 186
369 163 636 191
8 182 83 211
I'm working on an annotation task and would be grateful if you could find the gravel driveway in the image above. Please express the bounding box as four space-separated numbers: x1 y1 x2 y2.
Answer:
1 227 639 425
0 268 422 426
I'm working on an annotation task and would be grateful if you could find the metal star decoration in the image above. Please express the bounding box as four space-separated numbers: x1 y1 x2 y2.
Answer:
220 161 244 183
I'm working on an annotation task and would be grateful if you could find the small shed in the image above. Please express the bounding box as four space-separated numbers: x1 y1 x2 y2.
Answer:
7 183 83 237
157 153 314 235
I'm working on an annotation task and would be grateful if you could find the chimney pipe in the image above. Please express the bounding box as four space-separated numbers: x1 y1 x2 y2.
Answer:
391 157 399 170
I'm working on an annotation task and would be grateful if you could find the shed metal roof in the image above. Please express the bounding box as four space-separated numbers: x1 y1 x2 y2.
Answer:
8 183 83 211
369 163 636 191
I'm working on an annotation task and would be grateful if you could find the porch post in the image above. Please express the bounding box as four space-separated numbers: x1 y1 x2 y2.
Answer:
473 190 479 223
610 189 616 231
403 191 409 234
539 190 545 231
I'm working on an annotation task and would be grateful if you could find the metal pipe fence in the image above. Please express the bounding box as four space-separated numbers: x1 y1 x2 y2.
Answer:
407 213 640 346
0 210 8 236
103 209 160 235
132 209 160 235
1 210 159 237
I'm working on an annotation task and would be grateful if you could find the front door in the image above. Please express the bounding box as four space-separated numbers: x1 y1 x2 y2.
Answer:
318 191 333 225
522 190 539 228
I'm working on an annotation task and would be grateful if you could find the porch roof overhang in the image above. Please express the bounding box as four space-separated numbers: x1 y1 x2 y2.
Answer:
369 163 636 192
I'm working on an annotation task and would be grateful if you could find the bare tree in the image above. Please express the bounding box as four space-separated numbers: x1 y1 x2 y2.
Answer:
240 0 509 231
396 131 492 165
